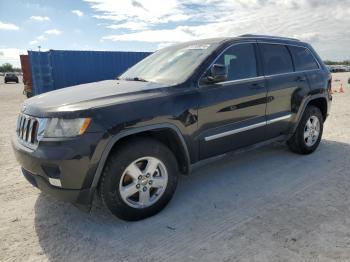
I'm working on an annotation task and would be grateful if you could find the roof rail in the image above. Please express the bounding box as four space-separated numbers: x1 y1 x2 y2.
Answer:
239 34 300 41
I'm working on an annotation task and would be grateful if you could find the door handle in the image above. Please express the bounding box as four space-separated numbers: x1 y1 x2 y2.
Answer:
251 84 265 90
296 76 307 82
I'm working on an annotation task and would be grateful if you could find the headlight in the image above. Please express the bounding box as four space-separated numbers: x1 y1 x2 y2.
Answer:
37 118 91 138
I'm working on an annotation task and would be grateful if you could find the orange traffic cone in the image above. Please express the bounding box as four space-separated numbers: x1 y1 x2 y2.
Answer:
340 83 344 93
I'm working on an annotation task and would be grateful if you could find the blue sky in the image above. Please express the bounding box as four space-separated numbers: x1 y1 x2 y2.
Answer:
1 0 350 67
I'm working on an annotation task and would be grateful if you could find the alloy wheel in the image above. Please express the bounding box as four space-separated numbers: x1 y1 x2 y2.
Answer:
119 157 168 209
304 115 320 147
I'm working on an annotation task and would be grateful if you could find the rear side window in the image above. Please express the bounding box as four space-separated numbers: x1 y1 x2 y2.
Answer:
260 44 294 75
289 46 319 71
215 43 257 81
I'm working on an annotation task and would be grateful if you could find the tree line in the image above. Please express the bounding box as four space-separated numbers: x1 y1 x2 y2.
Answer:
324 60 350 65
0 63 21 73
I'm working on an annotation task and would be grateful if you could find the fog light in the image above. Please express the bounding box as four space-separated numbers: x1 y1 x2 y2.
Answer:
48 178 62 187
41 164 61 187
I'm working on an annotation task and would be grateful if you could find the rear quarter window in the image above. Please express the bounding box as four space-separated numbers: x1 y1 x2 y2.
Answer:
260 43 294 75
289 46 319 71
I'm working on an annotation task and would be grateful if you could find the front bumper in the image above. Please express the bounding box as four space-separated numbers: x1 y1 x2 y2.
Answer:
21 167 93 208
12 132 105 207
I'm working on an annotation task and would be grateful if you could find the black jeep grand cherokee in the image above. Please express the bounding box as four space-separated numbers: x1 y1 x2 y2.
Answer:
13 35 332 221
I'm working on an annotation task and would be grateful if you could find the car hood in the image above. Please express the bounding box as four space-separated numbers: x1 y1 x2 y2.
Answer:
22 80 168 117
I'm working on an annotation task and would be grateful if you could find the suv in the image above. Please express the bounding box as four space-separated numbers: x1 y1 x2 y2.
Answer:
5 73 19 83
12 35 332 221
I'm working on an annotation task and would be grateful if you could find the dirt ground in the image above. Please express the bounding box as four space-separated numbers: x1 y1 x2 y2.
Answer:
1 73 350 262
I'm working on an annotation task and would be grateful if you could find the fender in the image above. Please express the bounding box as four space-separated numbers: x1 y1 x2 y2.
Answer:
90 123 191 189
291 93 329 134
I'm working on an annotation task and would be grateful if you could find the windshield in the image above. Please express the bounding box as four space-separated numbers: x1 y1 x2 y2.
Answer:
119 42 218 85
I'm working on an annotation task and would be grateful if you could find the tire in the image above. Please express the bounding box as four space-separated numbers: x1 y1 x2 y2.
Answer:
100 138 178 221
287 105 323 154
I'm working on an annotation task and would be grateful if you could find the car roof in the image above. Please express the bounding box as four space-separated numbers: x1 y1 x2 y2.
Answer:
238 34 300 42
186 34 306 46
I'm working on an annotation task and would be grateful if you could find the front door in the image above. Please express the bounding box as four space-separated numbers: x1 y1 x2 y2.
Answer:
197 42 268 160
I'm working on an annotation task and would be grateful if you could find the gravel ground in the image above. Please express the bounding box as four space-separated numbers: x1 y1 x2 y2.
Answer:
1 73 350 262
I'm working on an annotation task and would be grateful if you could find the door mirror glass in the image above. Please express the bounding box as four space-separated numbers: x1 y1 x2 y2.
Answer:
207 64 227 83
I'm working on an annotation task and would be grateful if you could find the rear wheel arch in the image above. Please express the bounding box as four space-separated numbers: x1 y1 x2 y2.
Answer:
307 97 328 121
292 95 328 133
91 124 191 190
288 105 323 154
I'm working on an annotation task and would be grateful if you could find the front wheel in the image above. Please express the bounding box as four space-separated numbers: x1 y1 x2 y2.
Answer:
287 105 323 154
100 138 178 221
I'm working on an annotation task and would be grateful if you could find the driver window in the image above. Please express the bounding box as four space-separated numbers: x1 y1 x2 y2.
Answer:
216 44 258 81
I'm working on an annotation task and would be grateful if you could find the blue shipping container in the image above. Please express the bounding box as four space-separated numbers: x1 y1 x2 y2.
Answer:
28 50 151 95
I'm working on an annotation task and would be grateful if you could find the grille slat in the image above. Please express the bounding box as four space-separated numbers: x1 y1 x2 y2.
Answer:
27 120 34 143
31 121 38 143
16 115 21 133
22 118 27 140
16 114 39 148
18 115 24 137
25 119 31 141
20 117 25 138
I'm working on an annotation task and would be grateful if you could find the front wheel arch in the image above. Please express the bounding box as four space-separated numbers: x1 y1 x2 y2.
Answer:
100 137 179 220
91 124 191 191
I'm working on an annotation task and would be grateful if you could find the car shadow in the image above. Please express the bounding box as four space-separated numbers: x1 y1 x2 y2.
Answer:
34 139 350 261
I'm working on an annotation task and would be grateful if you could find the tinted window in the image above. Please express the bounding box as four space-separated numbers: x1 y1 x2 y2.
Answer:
215 44 257 81
289 46 319 71
260 44 293 75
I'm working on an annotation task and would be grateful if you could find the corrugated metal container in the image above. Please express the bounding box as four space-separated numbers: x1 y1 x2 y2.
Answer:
20 55 33 97
20 55 32 85
28 50 151 95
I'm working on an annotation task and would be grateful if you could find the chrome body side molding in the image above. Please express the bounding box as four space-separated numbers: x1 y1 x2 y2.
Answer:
205 114 292 142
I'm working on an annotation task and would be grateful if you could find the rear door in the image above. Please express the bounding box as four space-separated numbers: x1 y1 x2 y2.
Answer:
197 42 268 160
288 45 323 91
258 42 310 139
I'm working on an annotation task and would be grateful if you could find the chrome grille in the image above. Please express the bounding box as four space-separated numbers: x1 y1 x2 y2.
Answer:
16 114 39 146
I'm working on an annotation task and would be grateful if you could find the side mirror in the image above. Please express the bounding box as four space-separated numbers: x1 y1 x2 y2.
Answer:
207 64 227 83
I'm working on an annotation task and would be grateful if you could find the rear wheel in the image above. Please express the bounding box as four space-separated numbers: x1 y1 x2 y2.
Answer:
100 138 178 221
287 105 323 154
